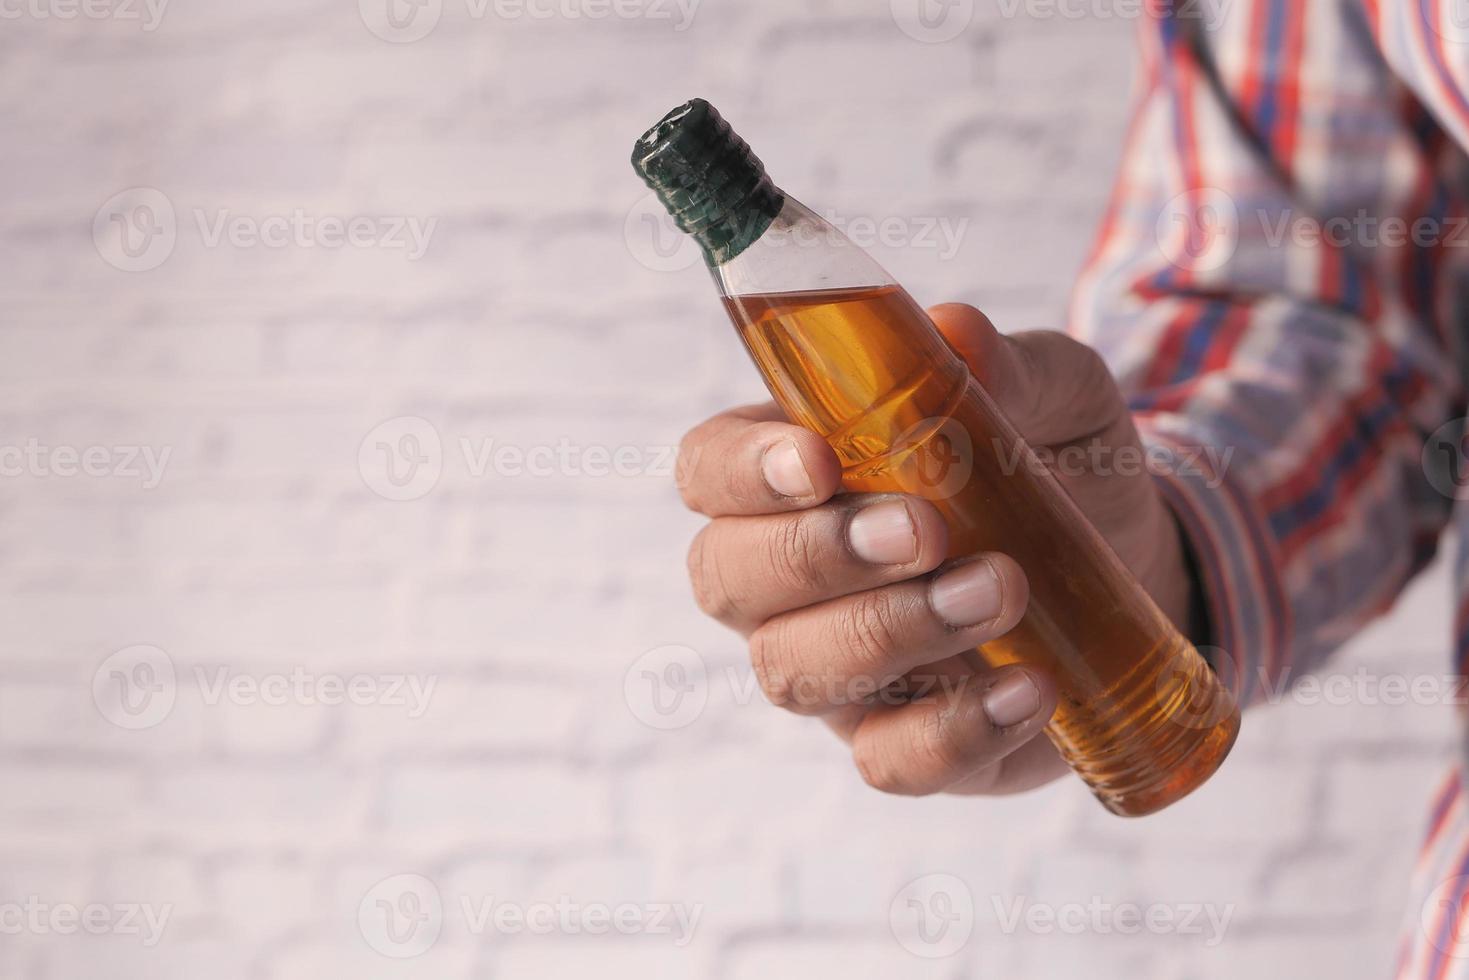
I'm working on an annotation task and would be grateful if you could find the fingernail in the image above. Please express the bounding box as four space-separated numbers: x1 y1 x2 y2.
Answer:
984 671 1041 728
848 500 918 565
930 560 1002 627
762 440 814 499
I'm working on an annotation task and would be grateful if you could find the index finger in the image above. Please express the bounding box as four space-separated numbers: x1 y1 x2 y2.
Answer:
677 403 843 517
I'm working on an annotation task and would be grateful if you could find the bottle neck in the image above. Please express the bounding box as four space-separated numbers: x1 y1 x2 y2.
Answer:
711 198 897 297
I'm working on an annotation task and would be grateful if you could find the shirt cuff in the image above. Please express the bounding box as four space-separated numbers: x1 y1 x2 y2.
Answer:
1134 418 1291 710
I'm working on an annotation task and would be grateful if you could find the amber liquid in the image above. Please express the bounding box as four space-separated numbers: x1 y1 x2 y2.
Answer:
724 284 1239 816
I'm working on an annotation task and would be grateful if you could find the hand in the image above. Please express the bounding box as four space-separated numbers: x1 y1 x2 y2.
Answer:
676 304 1197 796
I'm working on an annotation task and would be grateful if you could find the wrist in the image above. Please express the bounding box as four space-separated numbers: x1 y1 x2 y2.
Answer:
1144 495 1210 644
1170 509 1215 647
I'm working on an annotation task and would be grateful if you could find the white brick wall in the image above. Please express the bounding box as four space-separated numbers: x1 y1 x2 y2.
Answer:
0 1 1457 977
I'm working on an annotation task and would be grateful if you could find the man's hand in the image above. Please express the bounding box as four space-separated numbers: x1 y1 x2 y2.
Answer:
676 304 1196 796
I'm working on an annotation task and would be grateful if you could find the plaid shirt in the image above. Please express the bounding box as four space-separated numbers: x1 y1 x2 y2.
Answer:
1066 4 1469 975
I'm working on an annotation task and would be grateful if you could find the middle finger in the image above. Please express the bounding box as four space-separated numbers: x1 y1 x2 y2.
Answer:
688 493 950 633
748 554 1029 716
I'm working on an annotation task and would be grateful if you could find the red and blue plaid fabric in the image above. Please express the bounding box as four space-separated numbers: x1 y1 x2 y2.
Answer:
1068 3 1469 974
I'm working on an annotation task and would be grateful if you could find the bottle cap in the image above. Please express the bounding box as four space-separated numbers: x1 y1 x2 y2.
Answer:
631 98 786 265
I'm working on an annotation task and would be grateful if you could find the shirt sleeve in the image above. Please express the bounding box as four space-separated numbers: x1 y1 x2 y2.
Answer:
1069 8 1469 706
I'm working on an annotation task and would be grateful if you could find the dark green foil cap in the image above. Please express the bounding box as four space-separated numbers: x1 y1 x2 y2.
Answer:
631 99 786 266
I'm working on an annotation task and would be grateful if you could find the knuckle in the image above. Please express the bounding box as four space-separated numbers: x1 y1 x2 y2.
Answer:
1068 335 1109 377
914 697 982 776
853 740 903 795
1059 336 1122 405
1013 332 1122 439
686 527 742 624
766 514 831 595
1009 333 1051 424
836 589 905 673
717 455 761 513
748 623 795 709
675 430 710 510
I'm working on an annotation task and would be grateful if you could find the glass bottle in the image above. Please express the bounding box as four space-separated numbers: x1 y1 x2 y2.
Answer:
633 99 1239 816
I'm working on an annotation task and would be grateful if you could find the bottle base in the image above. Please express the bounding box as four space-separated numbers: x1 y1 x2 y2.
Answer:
1041 637 1243 817
1085 708 1240 817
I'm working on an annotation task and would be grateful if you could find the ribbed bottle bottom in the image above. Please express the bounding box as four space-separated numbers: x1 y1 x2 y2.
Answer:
1045 637 1241 817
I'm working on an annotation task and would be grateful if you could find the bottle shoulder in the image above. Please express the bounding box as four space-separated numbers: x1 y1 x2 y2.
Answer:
713 198 897 298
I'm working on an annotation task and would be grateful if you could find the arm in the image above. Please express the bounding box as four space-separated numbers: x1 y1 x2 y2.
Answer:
1069 7 1468 704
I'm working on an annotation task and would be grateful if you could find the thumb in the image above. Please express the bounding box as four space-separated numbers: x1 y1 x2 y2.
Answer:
927 302 1026 392
927 303 1126 447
